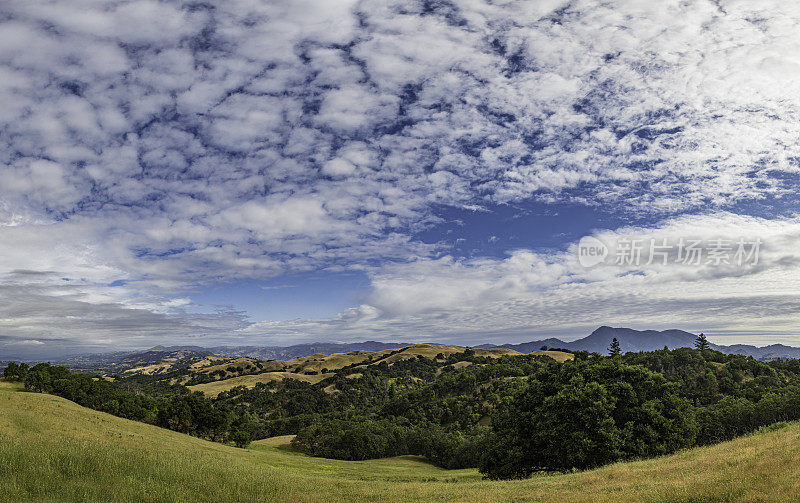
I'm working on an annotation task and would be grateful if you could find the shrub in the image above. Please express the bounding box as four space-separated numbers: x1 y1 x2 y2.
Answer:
292 418 407 460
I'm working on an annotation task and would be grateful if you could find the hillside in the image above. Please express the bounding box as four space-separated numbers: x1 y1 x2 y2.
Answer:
48 328 800 374
99 343 571 395
188 370 335 396
3 379 800 503
54 341 408 370
185 344 562 396
57 348 216 373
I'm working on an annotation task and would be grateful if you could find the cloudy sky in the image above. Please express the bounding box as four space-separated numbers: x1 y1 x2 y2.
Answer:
2 0 800 358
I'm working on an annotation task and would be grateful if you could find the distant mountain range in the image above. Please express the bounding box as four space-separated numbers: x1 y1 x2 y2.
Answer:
478 326 800 361
49 327 800 368
56 341 405 368
154 341 405 361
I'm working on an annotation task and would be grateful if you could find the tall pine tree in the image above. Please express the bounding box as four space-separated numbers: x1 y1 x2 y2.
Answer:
695 332 709 351
609 337 621 356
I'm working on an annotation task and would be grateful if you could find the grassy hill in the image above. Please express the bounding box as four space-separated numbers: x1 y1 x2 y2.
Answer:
188 370 335 397
184 344 573 395
2 379 800 502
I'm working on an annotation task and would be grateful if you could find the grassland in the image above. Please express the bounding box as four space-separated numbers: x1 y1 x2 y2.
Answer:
3 379 800 502
522 349 574 363
188 371 335 397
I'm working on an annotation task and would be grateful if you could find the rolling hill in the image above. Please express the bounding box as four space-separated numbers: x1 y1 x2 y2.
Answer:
186 344 572 396
25 342 575 398
188 370 336 396
46 327 800 374
2 379 800 502
54 341 407 371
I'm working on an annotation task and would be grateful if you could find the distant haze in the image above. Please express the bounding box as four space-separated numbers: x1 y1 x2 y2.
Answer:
18 327 800 365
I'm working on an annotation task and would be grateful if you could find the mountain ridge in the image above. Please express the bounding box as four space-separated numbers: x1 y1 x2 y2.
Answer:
48 327 800 367
479 326 800 361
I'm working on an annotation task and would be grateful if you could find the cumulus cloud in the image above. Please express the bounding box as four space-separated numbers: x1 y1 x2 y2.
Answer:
2 0 800 352
240 213 800 346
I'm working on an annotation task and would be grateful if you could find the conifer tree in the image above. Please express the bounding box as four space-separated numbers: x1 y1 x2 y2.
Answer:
609 337 621 356
695 332 710 351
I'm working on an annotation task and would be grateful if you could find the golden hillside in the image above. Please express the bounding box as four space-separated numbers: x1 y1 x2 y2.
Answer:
187 344 573 395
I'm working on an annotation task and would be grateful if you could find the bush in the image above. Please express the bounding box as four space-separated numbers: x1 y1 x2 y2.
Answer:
756 421 788 434
230 428 252 448
292 418 408 460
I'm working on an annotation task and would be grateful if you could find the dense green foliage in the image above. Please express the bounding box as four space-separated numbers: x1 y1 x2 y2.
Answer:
9 346 800 479
3 361 29 381
3 362 258 447
291 418 490 468
479 360 696 478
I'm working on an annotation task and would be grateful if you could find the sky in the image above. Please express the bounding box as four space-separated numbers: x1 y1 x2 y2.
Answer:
2 0 800 358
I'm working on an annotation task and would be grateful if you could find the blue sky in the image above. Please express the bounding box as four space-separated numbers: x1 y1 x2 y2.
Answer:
188 202 651 326
2 0 800 358
187 203 620 325
417 202 644 257
188 273 371 322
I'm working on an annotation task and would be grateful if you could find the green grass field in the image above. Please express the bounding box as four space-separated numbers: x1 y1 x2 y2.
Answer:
2 379 800 502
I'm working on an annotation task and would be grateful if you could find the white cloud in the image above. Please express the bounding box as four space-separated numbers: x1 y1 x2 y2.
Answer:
239 213 800 346
2 0 800 352
316 87 399 133
17 340 45 346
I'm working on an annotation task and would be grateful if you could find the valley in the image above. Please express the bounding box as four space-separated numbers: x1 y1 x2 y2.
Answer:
3 379 799 503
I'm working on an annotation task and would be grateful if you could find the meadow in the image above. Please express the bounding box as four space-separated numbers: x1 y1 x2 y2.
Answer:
2 379 800 503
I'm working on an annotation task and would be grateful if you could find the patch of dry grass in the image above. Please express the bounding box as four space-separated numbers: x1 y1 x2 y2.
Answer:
195 357 261 374
187 355 228 370
526 350 574 363
187 371 335 396
122 362 177 375
286 350 386 372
